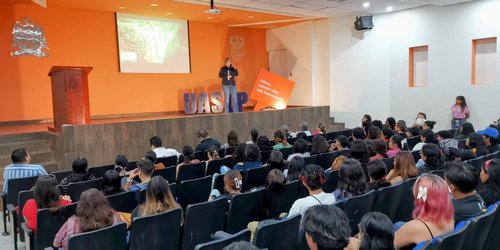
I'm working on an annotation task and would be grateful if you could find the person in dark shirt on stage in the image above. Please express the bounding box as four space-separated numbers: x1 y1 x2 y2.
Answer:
219 57 239 113
195 129 221 152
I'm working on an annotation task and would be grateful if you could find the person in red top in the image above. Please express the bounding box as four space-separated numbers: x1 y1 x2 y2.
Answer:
22 175 72 232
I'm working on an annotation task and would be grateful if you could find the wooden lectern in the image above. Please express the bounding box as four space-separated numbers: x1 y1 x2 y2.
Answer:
48 66 92 132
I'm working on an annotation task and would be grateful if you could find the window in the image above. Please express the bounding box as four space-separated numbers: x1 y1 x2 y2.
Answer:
472 37 496 85
409 46 428 87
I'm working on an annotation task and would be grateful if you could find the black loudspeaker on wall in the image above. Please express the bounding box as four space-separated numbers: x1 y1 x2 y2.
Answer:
355 16 374 30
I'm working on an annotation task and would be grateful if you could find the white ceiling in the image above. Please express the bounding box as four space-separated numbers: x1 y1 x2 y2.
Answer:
177 0 477 18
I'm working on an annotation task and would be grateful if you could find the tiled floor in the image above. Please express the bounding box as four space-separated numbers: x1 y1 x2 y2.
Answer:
0 216 25 250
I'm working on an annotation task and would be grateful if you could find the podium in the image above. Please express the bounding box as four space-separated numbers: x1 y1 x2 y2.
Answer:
48 66 92 131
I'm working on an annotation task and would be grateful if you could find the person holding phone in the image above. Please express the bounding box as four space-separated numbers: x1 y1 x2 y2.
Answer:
122 159 154 193
219 57 239 113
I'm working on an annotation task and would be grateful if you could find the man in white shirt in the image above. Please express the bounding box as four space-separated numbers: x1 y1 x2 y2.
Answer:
288 164 335 217
149 136 180 159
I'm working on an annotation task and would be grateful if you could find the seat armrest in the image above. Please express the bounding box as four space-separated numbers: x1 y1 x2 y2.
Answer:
0 191 6 199
21 222 34 250
21 222 32 236
212 230 232 240
6 204 17 214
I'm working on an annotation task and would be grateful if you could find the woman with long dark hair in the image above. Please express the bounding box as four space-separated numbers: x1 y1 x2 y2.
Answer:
60 157 96 195
354 212 395 250
132 176 179 218
466 132 489 157
350 140 370 164
479 159 500 206
310 135 331 155
334 159 369 202
418 143 444 175
54 188 122 250
451 95 470 129
101 170 124 196
456 122 475 140
23 175 72 231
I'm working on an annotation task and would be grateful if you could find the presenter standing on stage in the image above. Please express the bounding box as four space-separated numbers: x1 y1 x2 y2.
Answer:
219 57 239 113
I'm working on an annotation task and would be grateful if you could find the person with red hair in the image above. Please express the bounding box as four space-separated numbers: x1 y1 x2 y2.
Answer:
394 174 454 248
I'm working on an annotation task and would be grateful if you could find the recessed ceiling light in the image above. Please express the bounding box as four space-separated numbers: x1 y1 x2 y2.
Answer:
386 6 393 12
363 2 370 8
166 12 173 15
266 25 275 28
118 6 125 9
150 3 158 7
207 16 213 19
248 15 254 19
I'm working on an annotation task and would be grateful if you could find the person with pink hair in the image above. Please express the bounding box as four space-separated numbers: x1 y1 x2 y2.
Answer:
394 174 455 248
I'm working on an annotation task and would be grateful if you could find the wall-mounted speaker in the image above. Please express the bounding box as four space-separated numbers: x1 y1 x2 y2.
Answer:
355 16 373 30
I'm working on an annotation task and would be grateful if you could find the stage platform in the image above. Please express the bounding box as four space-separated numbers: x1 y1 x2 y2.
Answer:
0 106 344 174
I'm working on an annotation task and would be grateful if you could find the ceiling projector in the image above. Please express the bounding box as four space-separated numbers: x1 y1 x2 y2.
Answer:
204 0 222 15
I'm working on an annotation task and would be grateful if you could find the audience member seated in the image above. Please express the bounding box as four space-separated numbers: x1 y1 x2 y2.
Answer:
280 124 293 139
437 131 459 158
372 120 383 130
362 114 372 123
466 132 489 157
144 151 165 170
387 135 403 158
195 129 221 152
370 139 388 161
367 126 384 141
478 159 500 206
387 151 418 184
422 120 436 131
349 212 395 250
286 139 310 161
3 148 48 193
177 146 201 176
221 130 240 149
264 150 286 171
310 135 332 156
296 122 312 136
311 122 326 136
114 154 129 175
444 161 486 223
23 175 72 232
334 159 369 202
413 112 427 128
223 241 259 250
288 164 335 217
256 135 273 151
234 144 262 172
367 160 391 190
246 128 259 144
396 121 408 139
53 188 123 250
394 174 454 249
478 127 499 153
60 157 96 195
362 121 374 136
123 159 154 193
285 156 305 181
149 136 180 159
331 135 351 152
456 122 475 140
382 128 395 144
412 129 437 152
352 127 366 140
262 169 287 218
385 117 396 131
301 205 352 250
131 176 180 219
328 155 348 173
209 170 243 201
101 170 124 196
406 126 421 138
272 130 291 150
350 140 370 164
205 145 220 169
418 144 444 175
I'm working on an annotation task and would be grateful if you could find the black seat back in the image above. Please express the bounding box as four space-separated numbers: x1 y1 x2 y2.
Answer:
341 129 353 137
242 166 271 192
406 136 420 150
51 170 72 183
316 151 339 170
182 198 229 250
336 190 377 236
67 178 103 201
206 157 234 176
326 131 342 141
484 202 500 250
323 170 339 193
67 222 128 250
260 150 273 164
253 214 302 250
157 155 178 167
129 208 182 250
224 146 237 157
279 147 294 160
106 191 138 213
194 229 251 250
7 176 39 206
178 176 212 210
34 203 77 250
395 177 417 222
177 162 206 183
88 164 114 179
226 189 266 233
382 157 394 172
463 204 497 250
466 156 486 174
265 180 300 218
152 166 176 183
194 150 206 161
303 155 318 165
373 181 405 221
429 221 470 250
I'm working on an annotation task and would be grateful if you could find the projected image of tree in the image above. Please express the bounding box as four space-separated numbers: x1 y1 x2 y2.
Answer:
116 14 191 73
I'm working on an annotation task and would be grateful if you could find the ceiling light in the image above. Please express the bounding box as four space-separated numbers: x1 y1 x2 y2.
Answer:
118 6 125 9
386 6 393 12
150 3 158 7
363 2 370 8
248 15 254 19
266 25 275 28
207 16 213 19
166 12 173 15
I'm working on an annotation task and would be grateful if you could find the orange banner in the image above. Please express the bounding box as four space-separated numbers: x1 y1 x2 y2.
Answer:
250 69 295 111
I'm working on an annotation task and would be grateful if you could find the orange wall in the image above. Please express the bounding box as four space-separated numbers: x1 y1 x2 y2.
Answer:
0 2 268 122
